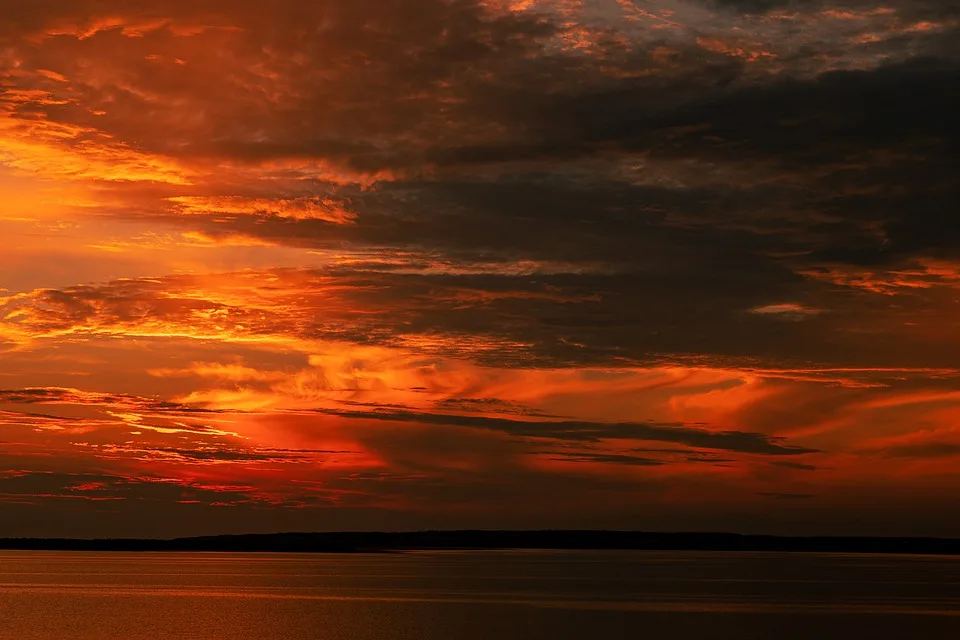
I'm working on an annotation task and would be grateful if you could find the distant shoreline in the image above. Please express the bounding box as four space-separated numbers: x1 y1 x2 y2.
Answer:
4 530 960 556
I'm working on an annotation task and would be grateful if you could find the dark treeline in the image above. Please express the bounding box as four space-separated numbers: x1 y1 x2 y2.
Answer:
5 531 960 555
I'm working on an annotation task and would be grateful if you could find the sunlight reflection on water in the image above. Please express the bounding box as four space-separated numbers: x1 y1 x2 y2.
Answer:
3 550 960 639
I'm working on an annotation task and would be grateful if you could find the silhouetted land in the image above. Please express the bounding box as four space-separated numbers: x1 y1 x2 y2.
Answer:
5 531 960 555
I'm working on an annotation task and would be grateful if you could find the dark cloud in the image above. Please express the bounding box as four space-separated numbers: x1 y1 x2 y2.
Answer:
708 0 796 12
100 446 351 463
654 58 958 163
539 452 666 467
770 461 818 471
7 264 960 372
433 397 555 417
303 406 819 456
2 0 557 173
0 471 258 507
0 472 123 496
5 0 956 362
883 442 960 459
708 0 960 20
0 387 224 415
758 492 817 500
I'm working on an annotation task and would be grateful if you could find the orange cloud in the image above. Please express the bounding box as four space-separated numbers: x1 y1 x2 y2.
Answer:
169 196 358 224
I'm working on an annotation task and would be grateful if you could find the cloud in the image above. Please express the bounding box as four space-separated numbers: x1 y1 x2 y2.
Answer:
7 265 960 374
0 470 301 509
750 303 823 320
300 406 819 455
708 0 795 13
433 397 555 417
770 461 818 471
90 444 355 464
884 442 960 458
0 386 219 414
169 196 357 224
539 452 666 467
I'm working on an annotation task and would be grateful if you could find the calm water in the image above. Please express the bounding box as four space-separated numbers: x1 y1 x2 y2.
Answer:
2 550 960 639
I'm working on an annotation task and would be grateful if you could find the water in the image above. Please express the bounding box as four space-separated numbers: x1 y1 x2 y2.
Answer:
2 550 960 639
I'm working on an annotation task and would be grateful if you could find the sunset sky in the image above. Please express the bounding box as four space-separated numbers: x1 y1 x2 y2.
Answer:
1 0 958 539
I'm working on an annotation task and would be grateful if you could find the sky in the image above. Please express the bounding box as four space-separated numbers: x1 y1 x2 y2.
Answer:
0 0 958 539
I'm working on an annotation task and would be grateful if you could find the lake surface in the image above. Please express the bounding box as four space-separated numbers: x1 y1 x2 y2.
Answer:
2 549 960 639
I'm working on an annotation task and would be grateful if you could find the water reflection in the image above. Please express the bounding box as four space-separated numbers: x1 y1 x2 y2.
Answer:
2 550 960 639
